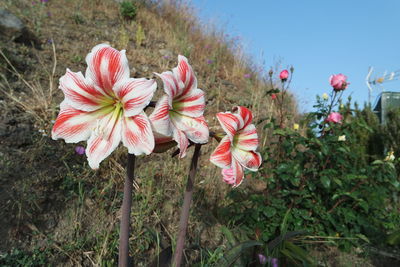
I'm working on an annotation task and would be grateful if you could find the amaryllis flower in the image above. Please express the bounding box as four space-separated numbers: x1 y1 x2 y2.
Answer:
210 106 262 187
279 69 289 81
329 74 349 91
149 55 209 157
52 44 157 169
326 112 343 124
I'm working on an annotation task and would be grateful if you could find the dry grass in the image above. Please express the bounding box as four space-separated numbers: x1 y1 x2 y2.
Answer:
0 0 298 265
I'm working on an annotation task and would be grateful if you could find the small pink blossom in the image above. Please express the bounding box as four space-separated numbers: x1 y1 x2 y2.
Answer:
75 146 85 155
258 254 267 265
271 94 277 100
329 74 349 91
279 69 289 81
244 73 251 79
326 112 343 124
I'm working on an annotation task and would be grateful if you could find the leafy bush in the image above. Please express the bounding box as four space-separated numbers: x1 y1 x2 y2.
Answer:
219 77 400 254
120 1 137 20
0 248 50 267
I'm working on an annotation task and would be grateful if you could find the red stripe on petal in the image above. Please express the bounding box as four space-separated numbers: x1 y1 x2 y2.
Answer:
170 113 209 144
210 136 232 169
122 112 154 155
172 128 189 158
216 112 240 139
232 158 245 187
236 124 259 151
149 95 173 137
173 88 205 117
86 111 123 169
60 70 109 111
114 78 156 117
52 102 104 143
176 55 196 97
85 44 129 95
234 106 253 129
232 148 262 171
156 72 181 99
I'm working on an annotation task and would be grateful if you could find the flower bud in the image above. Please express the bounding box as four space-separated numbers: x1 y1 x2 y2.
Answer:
279 69 289 81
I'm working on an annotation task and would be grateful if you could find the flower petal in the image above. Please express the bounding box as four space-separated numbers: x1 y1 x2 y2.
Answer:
51 101 111 143
172 128 189 158
85 44 129 96
234 106 253 129
221 168 236 185
121 112 154 155
156 71 183 103
60 69 111 111
232 148 262 172
216 112 242 140
170 112 209 144
173 55 197 97
232 157 245 187
149 95 173 137
210 135 232 169
173 88 205 117
236 124 259 151
114 78 157 117
153 132 176 153
86 111 123 169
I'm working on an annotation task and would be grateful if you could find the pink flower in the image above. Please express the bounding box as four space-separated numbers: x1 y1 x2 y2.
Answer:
52 44 157 169
210 106 262 187
279 69 289 81
258 254 267 265
271 94 277 100
75 146 85 155
149 55 209 157
329 74 349 91
326 112 343 124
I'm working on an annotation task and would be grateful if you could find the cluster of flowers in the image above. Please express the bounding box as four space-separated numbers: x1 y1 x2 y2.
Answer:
51 44 262 187
325 73 348 124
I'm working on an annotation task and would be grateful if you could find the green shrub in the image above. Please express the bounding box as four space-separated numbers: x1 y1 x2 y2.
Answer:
120 1 137 20
219 93 400 251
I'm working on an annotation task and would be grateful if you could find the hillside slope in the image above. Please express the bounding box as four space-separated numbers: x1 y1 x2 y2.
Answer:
0 0 292 265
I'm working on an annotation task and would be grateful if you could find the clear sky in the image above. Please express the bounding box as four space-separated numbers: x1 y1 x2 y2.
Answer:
191 0 400 112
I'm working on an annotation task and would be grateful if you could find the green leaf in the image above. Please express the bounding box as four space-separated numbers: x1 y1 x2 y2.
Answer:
220 226 237 248
284 241 315 264
216 240 263 266
387 230 400 246
333 178 342 186
356 234 370 244
273 129 287 136
320 176 331 188
263 207 277 218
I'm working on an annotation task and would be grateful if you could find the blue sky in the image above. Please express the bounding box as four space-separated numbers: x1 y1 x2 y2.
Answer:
191 0 400 112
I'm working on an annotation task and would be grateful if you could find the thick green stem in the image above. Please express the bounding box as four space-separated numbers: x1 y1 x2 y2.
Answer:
172 144 202 267
119 153 136 267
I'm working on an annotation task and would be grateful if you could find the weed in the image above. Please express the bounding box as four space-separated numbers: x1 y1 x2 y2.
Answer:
135 23 146 48
120 1 137 20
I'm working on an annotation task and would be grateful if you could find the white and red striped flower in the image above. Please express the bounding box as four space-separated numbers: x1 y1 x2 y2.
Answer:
52 44 157 169
149 55 209 157
210 106 262 187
